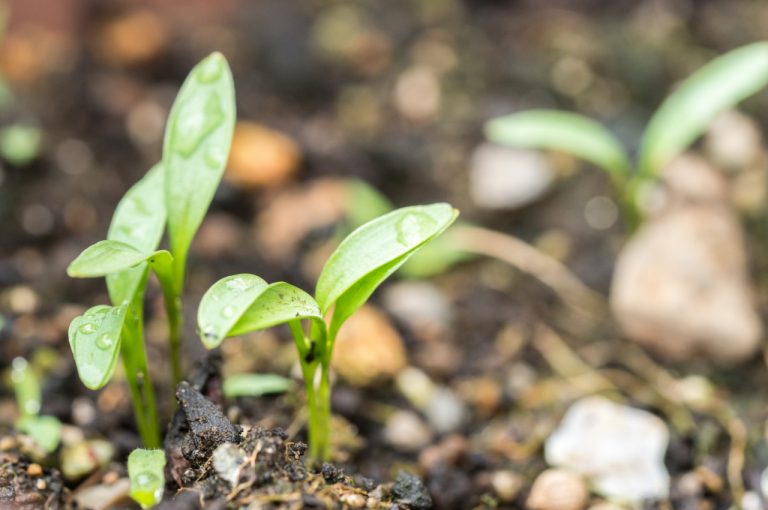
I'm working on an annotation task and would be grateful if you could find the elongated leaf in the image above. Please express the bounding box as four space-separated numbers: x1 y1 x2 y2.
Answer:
17 415 61 453
163 52 236 273
128 448 166 509
198 275 322 349
639 42 768 176
107 163 166 306
67 304 127 390
485 110 630 183
223 373 293 398
11 357 40 418
316 203 458 335
67 240 172 280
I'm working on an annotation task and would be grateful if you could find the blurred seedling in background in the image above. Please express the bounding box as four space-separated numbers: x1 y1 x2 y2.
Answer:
66 52 236 448
486 41 768 230
198 204 458 460
10 356 62 454
128 448 166 509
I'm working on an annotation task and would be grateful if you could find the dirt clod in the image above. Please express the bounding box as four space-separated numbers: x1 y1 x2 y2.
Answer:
392 471 433 510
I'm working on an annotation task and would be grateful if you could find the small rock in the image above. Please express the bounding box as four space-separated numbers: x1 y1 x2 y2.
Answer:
95 10 167 66
73 477 131 510
394 66 441 122
392 471 432 510
491 470 523 502
396 367 436 409
424 387 468 434
226 121 301 189
545 397 669 502
382 281 451 339
526 468 588 510
35 479 46 491
469 144 554 210
340 492 367 508
611 155 762 364
332 305 407 386
419 434 468 471
212 443 246 486
26 464 42 477
61 439 114 480
384 411 433 452
705 110 762 170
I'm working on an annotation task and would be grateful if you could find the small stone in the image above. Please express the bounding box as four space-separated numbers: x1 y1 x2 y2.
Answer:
611 156 762 364
424 387 468 434
392 471 432 510
545 397 669 502
340 493 367 508
35 479 47 491
469 144 554 210
705 110 762 170
27 463 43 477
226 121 301 189
526 468 588 510
491 470 523 502
0 436 16 451
332 305 407 386
382 281 451 339
212 443 246 486
384 411 433 452
73 478 131 510
61 439 114 480
95 9 168 66
419 434 468 471
394 66 441 122
396 367 436 409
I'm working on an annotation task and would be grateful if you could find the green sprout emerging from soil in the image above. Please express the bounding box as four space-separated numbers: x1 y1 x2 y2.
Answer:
127 448 166 509
66 52 235 448
485 41 768 229
11 356 61 454
197 204 458 460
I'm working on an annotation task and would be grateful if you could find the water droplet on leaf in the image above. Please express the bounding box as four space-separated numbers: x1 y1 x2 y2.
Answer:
395 212 436 246
96 334 114 350
221 306 235 318
78 322 97 335
204 146 227 168
172 93 225 158
225 277 250 291
196 54 224 83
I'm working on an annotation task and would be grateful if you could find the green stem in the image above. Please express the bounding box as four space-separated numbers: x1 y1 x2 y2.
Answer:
316 360 332 460
154 256 184 389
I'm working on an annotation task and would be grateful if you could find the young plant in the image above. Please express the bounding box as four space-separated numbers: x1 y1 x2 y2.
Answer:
66 52 236 447
197 203 458 459
11 356 62 454
127 448 166 509
484 41 768 229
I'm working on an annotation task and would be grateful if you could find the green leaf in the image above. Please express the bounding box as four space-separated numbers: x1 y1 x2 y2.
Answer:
68 240 167 278
198 275 323 349
639 42 768 176
107 163 166 306
400 224 474 278
485 110 630 184
223 373 293 398
10 357 41 418
0 124 42 166
163 52 236 272
128 448 166 509
67 304 127 390
315 203 458 335
17 415 62 453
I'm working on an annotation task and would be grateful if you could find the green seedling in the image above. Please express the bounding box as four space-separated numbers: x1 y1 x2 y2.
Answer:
0 124 42 166
485 41 768 229
11 356 61 454
198 203 458 459
128 448 166 509
223 373 293 399
66 52 235 447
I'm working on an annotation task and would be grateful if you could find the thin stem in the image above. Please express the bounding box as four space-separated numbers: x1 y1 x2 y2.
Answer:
155 257 184 389
316 359 332 460
133 304 160 448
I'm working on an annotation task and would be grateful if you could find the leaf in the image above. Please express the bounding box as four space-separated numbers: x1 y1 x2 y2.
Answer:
10 357 40 418
198 275 322 349
67 304 128 390
163 52 236 273
107 163 166 306
484 110 630 183
223 373 293 398
315 203 458 335
400 224 474 278
639 42 768 176
128 448 166 509
17 415 61 453
68 240 171 279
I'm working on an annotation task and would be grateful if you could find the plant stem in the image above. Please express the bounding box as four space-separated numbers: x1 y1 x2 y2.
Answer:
316 360 332 460
155 256 184 389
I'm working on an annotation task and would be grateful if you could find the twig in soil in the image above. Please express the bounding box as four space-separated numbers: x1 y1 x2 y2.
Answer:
452 225 606 316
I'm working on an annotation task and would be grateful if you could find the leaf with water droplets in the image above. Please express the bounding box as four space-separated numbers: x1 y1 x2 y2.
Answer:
128 448 166 509
17 415 61 453
315 203 458 338
163 52 236 276
106 163 166 306
67 304 128 389
11 357 41 418
68 240 172 279
198 274 323 349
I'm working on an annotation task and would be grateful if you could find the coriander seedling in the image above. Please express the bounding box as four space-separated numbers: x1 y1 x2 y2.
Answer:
11 356 62 454
66 52 236 447
485 42 768 229
128 448 166 509
198 203 458 459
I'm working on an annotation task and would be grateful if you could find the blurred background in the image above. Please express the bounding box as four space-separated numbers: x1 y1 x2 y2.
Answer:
2 0 768 508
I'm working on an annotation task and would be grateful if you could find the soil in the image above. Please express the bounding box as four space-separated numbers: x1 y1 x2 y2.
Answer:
2 0 768 509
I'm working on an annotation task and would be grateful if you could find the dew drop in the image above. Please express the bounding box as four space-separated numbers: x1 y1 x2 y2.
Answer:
96 334 114 350
221 306 235 319
225 277 249 291
201 326 219 342
204 145 227 168
134 471 160 488
172 93 225 158
395 212 435 246
196 54 224 83
78 322 97 335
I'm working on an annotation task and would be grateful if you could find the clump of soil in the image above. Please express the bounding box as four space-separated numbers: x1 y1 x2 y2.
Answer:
0 437 68 510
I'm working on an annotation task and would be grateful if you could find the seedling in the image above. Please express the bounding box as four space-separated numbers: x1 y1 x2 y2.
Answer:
198 203 458 459
11 356 61 454
223 373 293 399
485 42 768 229
128 448 166 509
66 52 236 447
